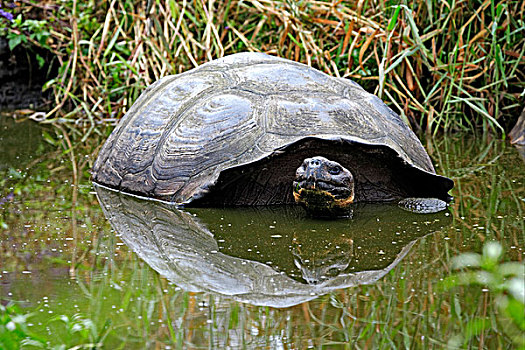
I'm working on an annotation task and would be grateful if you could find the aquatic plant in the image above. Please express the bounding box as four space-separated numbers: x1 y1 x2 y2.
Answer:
0 302 110 349
441 241 525 348
0 303 45 350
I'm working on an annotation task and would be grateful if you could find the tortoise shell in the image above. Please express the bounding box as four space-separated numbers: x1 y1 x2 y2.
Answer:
92 52 453 205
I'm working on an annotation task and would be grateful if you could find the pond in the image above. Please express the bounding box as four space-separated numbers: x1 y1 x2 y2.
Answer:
1 117 524 349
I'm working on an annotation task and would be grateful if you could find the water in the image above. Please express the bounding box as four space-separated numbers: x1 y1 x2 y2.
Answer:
1 118 524 349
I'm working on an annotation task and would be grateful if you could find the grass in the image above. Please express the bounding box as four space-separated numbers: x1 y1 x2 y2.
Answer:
1 0 524 136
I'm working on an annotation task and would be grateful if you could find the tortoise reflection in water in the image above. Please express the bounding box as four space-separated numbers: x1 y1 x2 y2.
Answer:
95 184 452 308
291 232 354 285
92 52 454 217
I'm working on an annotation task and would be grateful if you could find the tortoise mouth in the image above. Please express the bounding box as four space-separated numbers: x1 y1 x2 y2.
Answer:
293 180 353 201
292 180 355 215
292 186 354 218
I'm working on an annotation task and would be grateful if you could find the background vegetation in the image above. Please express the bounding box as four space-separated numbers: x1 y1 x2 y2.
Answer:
0 0 524 136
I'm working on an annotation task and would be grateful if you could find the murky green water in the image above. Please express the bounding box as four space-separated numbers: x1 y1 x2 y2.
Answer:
1 118 524 349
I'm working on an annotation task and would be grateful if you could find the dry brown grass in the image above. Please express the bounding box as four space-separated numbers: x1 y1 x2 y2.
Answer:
5 0 525 135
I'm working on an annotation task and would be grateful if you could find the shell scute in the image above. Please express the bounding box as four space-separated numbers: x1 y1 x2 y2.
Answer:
92 52 453 204
150 92 263 202
93 72 225 194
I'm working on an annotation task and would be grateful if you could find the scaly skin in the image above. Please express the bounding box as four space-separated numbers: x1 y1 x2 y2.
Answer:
293 156 354 217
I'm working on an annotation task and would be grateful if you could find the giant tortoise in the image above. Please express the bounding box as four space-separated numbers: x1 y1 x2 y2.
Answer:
92 52 454 216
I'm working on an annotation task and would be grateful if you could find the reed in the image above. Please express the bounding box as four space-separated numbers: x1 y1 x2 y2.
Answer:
1 0 523 135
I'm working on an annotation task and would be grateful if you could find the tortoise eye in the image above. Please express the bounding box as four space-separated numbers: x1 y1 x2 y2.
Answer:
329 166 341 175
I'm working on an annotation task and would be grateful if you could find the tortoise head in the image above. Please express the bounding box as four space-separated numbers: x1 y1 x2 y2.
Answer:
293 156 354 217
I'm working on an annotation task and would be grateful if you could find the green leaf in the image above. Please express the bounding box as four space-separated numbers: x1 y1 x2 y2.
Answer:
387 6 401 31
8 35 24 50
494 44 508 88
506 278 525 304
451 253 481 269
499 262 525 277
8 168 23 180
36 54 45 68
505 298 525 330
483 242 502 260
482 241 503 267
103 26 122 58
464 318 490 339
42 130 57 146
20 339 46 348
